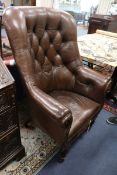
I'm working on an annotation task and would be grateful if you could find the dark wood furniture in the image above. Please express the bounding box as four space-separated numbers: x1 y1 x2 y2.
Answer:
0 13 3 58
88 14 113 34
0 57 25 169
31 0 36 6
19 0 36 5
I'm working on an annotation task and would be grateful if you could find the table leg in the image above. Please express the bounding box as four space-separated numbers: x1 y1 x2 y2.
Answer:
88 62 93 69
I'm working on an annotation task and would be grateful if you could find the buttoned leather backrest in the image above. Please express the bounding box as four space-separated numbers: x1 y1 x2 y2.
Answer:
3 7 82 92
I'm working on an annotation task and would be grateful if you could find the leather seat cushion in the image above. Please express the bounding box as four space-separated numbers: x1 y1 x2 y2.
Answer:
50 90 101 140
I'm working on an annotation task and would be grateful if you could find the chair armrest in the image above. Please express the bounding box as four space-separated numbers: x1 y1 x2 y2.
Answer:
8 48 72 128
74 66 112 104
25 76 73 128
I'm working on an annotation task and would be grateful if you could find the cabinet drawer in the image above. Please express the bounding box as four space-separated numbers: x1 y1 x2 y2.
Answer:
0 129 21 162
0 107 18 136
0 85 16 113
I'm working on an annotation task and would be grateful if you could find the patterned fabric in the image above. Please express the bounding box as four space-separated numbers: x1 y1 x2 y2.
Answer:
78 30 117 71
78 30 117 114
0 127 58 175
0 101 58 175
104 103 117 115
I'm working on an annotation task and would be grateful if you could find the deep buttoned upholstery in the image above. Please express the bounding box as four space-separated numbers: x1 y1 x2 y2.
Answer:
3 7 111 157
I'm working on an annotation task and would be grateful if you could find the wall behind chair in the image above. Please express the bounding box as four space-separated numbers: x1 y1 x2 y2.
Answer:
96 0 113 15
36 0 59 8
2 0 11 7
36 0 54 7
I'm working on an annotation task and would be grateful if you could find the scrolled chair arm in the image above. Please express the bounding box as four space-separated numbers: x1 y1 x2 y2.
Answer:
73 65 112 104
24 75 73 129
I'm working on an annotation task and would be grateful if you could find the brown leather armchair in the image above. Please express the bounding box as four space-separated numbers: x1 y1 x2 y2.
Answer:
3 7 111 160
